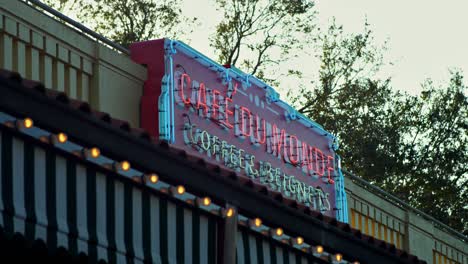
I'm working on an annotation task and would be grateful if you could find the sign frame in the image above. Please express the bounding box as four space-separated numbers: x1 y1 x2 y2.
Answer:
131 39 348 222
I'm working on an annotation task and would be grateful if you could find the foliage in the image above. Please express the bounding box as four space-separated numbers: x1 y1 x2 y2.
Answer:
290 22 468 234
394 73 468 233
210 0 315 85
44 0 190 47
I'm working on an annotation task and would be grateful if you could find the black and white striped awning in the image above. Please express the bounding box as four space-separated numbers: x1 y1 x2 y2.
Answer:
0 127 218 263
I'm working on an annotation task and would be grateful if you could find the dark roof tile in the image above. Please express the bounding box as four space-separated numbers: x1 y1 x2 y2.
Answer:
78 102 91 113
55 92 70 103
252 182 268 195
365 234 375 244
0 69 21 82
159 140 170 149
337 222 351 232
310 211 323 220
352 229 362 239
93 111 112 123
130 127 152 141
22 79 45 93
205 163 221 174
238 176 254 187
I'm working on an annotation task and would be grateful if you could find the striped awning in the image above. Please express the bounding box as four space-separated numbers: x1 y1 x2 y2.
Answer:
0 127 218 263
236 228 326 264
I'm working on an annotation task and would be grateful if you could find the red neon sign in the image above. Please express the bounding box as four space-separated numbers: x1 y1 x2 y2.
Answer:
130 39 340 217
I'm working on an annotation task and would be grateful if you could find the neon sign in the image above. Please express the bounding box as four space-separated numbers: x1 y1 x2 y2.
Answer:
130 39 348 221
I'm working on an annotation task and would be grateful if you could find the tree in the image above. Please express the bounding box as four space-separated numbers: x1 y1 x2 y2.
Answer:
44 0 190 47
392 72 468 233
210 0 315 84
290 21 468 234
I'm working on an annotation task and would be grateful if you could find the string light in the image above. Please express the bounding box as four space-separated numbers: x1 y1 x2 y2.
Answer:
296 236 304 245
316 245 324 254
176 185 185 195
202 197 211 206
89 147 100 158
57 133 67 143
275 228 283 236
248 217 262 228
195 196 212 207
253 218 262 227
226 207 235 218
23 118 33 128
148 173 159 183
15 118 33 129
120 161 131 171
219 207 236 218
113 161 131 171
335 253 343 261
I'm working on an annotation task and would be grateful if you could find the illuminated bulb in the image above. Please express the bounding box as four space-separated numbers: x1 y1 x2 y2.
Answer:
90 147 100 158
254 218 262 227
176 185 185 195
296 236 304 245
316 245 324 254
226 207 235 218
16 117 34 128
57 133 68 143
335 253 343 261
352 262 359 264
23 118 33 128
202 197 211 206
120 161 131 171
275 228 284 236
149 174 159 183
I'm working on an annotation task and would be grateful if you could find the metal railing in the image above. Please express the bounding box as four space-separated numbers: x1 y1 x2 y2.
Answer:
23 0 129 54
344 169 467 243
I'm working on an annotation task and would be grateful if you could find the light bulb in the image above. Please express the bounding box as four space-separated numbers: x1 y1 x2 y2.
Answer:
149 174 158 183
176 185 185 194
202 197 211 206
254 218 262 227
90 147 100 158
120 161 131 171
23 118 33 128
275 228 283 236
57 133 67 143
226 208 234 218
296 236 304 245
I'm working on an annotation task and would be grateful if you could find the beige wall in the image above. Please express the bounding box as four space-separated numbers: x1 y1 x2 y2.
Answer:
346 175 468 263
0 0 146 127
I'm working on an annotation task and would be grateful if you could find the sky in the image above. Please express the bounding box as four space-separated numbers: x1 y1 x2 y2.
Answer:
181 0 468 96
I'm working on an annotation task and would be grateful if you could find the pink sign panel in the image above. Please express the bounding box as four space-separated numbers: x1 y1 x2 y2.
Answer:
131 39 347 220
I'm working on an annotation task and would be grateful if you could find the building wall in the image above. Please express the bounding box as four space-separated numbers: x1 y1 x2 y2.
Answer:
1 1 467 263
345 176 468 263
0 0 146 127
